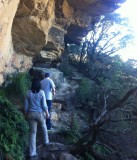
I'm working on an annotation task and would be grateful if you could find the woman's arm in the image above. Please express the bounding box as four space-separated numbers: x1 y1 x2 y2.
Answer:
24 92 29 118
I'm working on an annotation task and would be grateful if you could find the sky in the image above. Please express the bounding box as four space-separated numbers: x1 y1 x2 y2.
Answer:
116 0 137 61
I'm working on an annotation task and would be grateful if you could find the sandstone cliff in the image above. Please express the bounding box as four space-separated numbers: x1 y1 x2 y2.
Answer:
0 0 125 84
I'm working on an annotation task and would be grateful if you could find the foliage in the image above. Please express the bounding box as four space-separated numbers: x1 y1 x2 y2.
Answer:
84 152 95 160
73 58 137 159
66 114 81 144
0 96 29 160
76 78 92 104
67 13 137 158
5 72 31 99
75 62 131 110
93 143 112 156
0 88 7 98
86 13 133 57
68 14 134 82
59 65 72 77
78 152 95 160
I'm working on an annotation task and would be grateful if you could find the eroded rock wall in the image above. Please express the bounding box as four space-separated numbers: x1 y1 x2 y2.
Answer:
0 0 125 84
12 0 55 55
0 0 20 84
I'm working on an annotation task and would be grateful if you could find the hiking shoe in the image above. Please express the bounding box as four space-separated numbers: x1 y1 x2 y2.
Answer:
47 127 55 132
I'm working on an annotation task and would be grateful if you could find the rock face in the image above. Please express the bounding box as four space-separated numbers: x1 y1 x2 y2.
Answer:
12 0 55 56
0 0 125 84
0 0 20 84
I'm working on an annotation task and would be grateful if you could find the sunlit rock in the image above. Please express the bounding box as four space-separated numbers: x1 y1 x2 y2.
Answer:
0 0 125 84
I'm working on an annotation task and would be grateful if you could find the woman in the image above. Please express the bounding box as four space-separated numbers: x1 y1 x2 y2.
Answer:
24 79 50 157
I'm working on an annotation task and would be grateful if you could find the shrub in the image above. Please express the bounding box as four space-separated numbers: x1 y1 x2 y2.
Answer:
76 78 92 104
59 66 72 77
5 72 31 99
0 96 29 160
85 152 95 160
66 114 81 144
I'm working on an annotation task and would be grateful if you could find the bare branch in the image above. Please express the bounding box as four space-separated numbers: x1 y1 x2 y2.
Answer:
110 87 137 111
97 32 120 55
109 117 137 122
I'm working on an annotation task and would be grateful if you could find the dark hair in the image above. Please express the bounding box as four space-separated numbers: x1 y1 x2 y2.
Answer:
31 79 41 93
45 72 50 78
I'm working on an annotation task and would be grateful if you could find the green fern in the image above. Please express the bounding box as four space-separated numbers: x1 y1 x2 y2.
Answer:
5 72 31 99
0 96 29 160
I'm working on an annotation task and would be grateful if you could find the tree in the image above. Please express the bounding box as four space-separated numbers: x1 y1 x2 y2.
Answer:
68 13 134 82
71 78 137 160
68 46 137 160
65 12 137 160
83 13 133 59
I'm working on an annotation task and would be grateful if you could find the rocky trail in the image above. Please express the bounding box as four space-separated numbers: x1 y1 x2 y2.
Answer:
25 67 87 160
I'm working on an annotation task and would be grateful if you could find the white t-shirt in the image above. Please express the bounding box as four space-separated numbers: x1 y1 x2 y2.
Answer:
40 78 55 100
